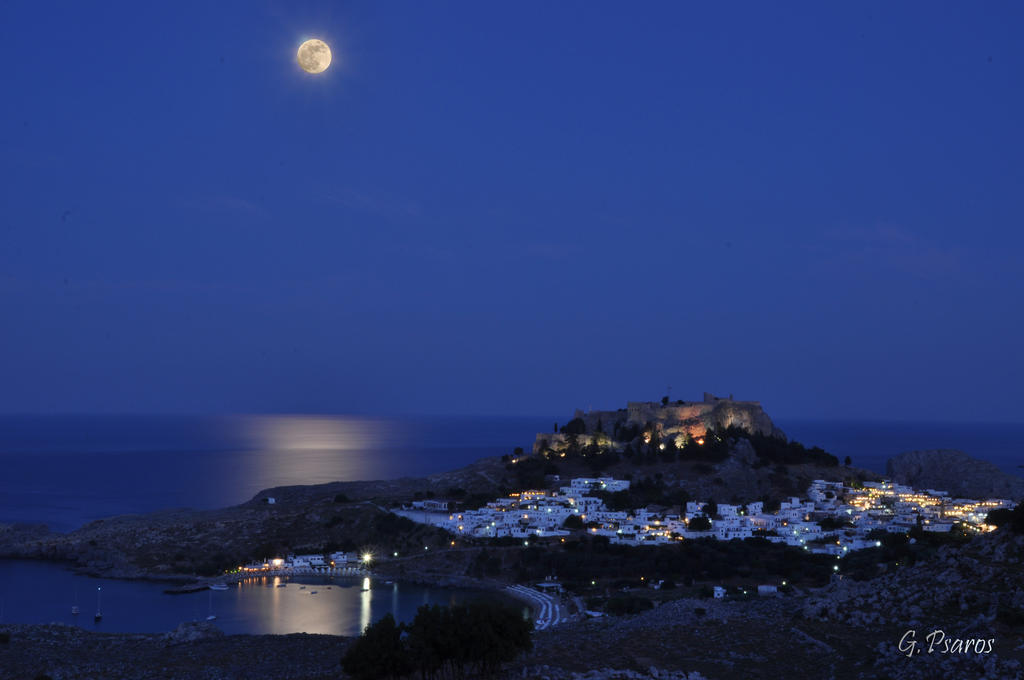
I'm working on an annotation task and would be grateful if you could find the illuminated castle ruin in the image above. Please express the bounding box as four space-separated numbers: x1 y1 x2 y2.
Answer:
532 392 784 455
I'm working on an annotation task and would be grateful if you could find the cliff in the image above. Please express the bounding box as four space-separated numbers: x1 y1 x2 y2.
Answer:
533 393 786 455
886 449 1024 501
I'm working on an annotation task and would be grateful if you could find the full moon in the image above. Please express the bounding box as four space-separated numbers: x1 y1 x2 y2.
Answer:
297 39 332 74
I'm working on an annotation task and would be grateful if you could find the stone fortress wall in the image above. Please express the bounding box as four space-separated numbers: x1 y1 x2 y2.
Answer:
532 392 784 455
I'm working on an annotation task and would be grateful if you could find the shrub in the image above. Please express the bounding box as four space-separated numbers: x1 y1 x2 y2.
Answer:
342 603 531 679
341 613 412 680
373 513 419 536
746 431 839 467
0 632 10 644
563 515 584 530
560 418 586 435
688 515 712 532
996 605 1024 627
604 595 654 616
818 517 854 530
986 505 1024 534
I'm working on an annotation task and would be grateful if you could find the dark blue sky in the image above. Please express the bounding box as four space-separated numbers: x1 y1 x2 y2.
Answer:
1 2 1021 421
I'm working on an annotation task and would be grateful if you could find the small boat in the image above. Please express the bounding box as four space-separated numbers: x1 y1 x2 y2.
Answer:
209 584 229 591
299 586 306 590
206 591 217 621
309 590 318 595
276 584 286 588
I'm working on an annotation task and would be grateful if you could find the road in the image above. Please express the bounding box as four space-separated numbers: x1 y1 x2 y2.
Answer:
504 584 574 630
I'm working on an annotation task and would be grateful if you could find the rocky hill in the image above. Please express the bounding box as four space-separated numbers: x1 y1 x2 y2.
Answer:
0 433 877 581
533 393 785 456
886 449 1024 501
800 528 1024 679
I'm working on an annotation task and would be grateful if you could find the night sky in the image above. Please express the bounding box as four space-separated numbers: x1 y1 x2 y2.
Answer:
1 2 1021 421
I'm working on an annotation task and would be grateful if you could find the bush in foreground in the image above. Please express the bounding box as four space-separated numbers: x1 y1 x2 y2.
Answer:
986 504 1024 534
342 602 532 680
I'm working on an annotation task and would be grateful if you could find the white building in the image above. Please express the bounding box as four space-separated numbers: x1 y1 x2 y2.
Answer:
569 478 631 493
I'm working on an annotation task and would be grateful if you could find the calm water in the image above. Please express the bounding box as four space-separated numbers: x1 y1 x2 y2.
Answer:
0 414 548 531
0 559 509 636
779 420 1024 479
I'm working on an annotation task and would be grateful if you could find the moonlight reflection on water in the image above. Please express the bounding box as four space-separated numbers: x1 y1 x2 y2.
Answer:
0 414 546 531
233 414 410 489
0 561 504 636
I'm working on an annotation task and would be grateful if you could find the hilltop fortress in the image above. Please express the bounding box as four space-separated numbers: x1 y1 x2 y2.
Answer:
533 392 785 455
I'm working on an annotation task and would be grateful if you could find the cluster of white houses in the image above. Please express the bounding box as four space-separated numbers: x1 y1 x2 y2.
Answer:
395 477 1015 558
237 551 363 574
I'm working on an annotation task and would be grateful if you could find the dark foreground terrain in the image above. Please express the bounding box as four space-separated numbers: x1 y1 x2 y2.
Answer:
5 543 1023 680
0 622 346 680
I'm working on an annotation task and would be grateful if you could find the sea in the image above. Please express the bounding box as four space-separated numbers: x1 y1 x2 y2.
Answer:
0 414 1020 634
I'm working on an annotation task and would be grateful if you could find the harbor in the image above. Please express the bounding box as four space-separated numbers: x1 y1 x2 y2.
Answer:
0 558 500 637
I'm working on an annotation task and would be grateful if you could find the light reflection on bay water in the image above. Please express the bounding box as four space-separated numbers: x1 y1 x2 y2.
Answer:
228 414 412 494
0 416 542 633
0 560 503 636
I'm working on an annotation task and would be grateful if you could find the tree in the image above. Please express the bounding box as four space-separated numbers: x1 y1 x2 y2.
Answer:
563 514 584 530
341 613 412 680
844 456 852 466
986 504 1024 534
661 395 669 406
405 603 531 678
344 604 531 680
688 515 712 532
560 418 586 435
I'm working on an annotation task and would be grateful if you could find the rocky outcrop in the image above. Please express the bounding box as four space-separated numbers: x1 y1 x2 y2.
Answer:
534 394 785 455
886 449 1024 501
161 621 225 644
